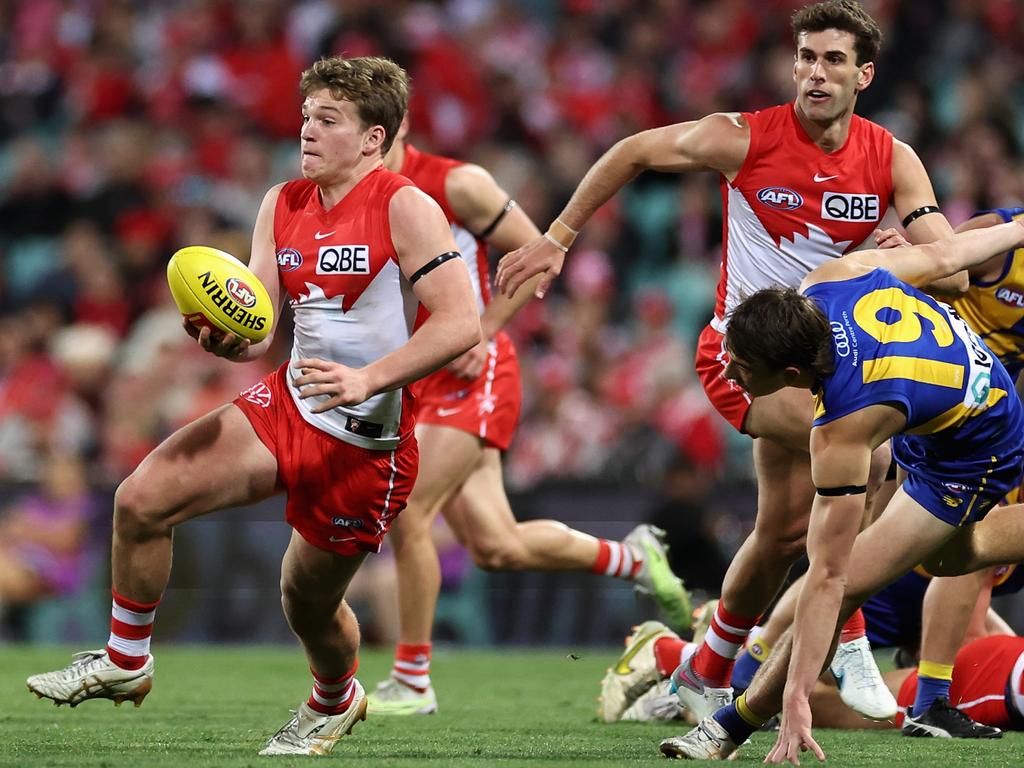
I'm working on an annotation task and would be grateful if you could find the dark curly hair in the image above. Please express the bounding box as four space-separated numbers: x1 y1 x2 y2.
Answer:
792 0 882 65
726 288 835 380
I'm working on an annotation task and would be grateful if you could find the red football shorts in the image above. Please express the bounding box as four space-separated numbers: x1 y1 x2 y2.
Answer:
895 635 1024 728
234 363 418 556
695 323 751 433
413 331 521 450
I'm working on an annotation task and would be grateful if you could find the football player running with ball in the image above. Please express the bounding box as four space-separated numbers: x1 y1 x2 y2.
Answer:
26 56 481 757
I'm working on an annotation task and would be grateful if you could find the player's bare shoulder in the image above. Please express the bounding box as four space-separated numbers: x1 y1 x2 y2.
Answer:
679 112 750 176
800 257 871 292
444 163 504 223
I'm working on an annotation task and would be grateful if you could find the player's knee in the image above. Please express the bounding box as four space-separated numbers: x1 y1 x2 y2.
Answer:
114 474 171 538
753 525 806 564
469 540 522 571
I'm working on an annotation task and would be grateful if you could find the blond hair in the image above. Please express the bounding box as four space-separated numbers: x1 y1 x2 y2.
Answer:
299 56 410 154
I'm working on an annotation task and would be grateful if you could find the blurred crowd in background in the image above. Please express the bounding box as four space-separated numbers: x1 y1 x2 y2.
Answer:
0 0 1022 628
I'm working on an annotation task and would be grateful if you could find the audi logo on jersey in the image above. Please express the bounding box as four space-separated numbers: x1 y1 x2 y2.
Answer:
757 187 804 210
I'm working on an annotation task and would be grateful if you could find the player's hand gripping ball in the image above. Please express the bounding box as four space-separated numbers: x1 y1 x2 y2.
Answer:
167 246 274 343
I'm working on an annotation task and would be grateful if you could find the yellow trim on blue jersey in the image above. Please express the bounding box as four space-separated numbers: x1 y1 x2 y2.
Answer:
906 387 1008 435
958 456 997 526
862 356 964 389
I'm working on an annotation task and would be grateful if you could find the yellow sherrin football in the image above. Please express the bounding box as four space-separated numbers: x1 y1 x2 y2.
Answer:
167 245 274 342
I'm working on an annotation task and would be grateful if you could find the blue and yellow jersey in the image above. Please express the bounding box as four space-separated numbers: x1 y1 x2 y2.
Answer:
952 208 1024 379
805 268 1024 519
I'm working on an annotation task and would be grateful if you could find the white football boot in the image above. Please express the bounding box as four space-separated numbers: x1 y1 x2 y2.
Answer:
620 679 684 722
660 714 742 760
366 676 438 715
830 635 898 720
26 649 154 708
259 681 368 756
598 620 676 723
670 652 733 723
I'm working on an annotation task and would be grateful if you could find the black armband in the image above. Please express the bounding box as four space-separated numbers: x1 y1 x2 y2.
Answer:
901 205 941 229
409 251 460 285
816 484 868 497
474 199 517 239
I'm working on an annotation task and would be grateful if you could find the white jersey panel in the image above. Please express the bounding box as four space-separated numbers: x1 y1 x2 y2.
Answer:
713 185 853 333
286 259 418 449
452 223 486 315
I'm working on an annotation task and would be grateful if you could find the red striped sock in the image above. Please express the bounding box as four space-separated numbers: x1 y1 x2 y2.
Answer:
307 661 358 716
692 602 757 686
654 637 693 678
106 589 159 671
839 608 866 643
392 643 431 691
590 540 643 580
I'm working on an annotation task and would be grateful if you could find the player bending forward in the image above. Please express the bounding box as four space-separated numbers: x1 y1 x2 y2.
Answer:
660 217 1024 762
26 56 480 757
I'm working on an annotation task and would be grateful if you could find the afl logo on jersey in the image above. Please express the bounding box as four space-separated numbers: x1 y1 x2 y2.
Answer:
225 277 257 308
276 248 303 272
995 287 1024 308
757 187 804 211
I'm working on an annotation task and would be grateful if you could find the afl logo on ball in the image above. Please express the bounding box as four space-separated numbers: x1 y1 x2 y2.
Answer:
276 248 303 272
225 277 257 308
757 187 804 211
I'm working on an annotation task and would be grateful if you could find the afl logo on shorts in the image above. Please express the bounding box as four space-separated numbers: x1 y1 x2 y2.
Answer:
757 187 804 211
225 277 257 308
276 247 303 272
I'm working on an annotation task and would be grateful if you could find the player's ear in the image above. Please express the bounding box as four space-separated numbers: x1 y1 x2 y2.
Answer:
856 61 874 92
363 124 387 156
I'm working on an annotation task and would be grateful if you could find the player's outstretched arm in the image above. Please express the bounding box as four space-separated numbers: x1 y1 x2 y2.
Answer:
891 140 965 295
848 219 1024 288
444 163 542 378
767 419 873 765
185 184 285 362
495 113 749 299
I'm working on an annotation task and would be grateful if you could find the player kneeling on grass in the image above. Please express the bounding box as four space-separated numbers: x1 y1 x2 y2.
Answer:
656 218 1024 761
25 56 481 757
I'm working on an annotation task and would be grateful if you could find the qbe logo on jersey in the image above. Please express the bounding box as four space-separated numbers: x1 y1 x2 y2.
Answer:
821 192 881 223
317 245 370 275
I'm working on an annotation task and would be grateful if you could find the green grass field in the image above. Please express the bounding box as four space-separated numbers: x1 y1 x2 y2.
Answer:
1 645 1019 767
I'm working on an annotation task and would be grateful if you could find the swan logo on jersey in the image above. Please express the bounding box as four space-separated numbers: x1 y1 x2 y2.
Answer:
821 192 881 222
276 247 303 272
317 245 370 275
225 277 257 308
757 187 804 210
995 287 1024 308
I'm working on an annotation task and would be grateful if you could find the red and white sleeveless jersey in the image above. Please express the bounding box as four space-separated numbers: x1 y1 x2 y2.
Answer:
400 144 490 318
713 103 894 331
273 168 418 450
